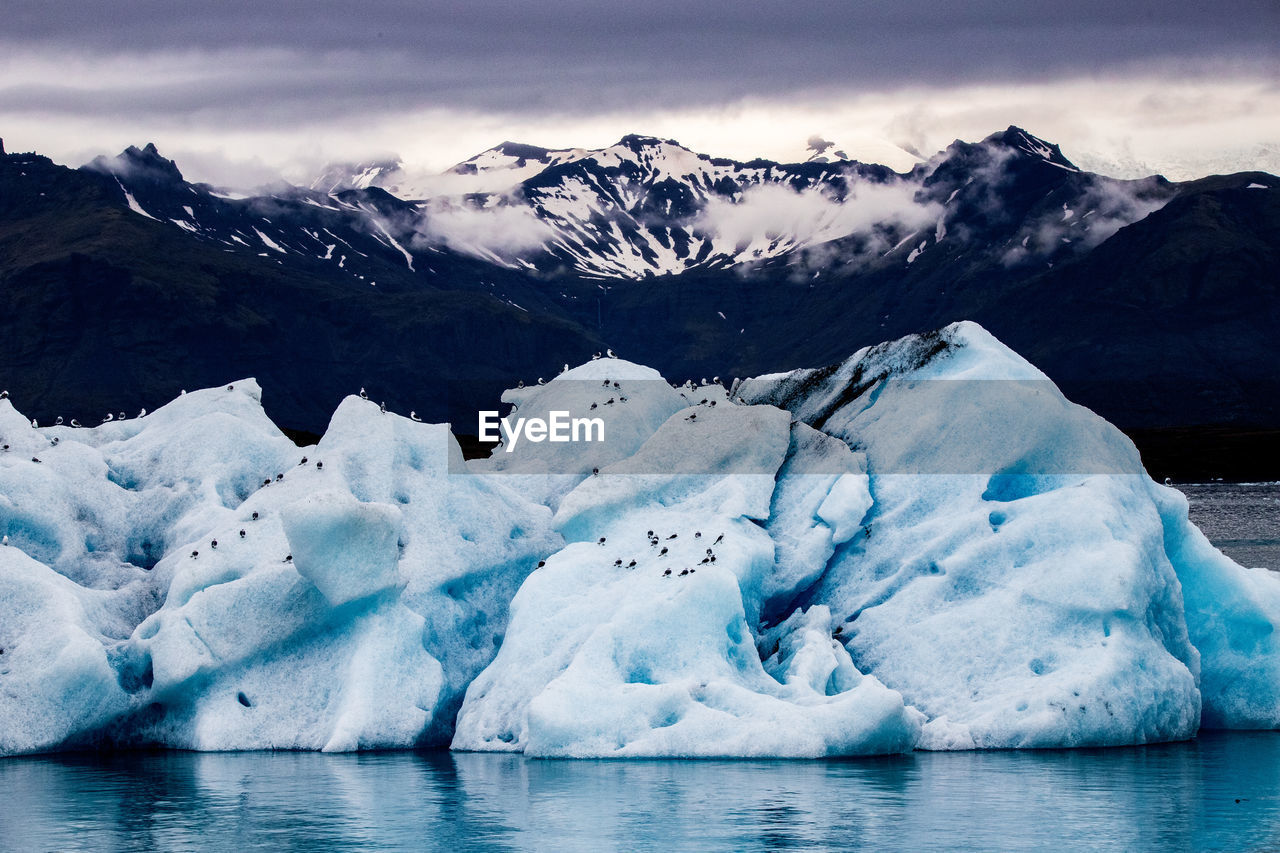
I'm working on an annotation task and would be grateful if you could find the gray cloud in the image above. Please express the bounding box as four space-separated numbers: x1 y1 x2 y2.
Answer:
1 1 1276 188
2 1 1275 120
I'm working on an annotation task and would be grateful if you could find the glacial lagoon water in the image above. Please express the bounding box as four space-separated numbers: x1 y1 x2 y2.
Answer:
3 733 1280 852
2 483 1278 851
1183 481 1280 571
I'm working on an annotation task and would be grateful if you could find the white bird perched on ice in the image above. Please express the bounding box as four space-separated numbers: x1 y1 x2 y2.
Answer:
30 418 38 428
359 387 368 400
70 419 81 428
410 411 422 422
138 408 146 418
54 416 63 425
102 413 113 423
607 348 615 357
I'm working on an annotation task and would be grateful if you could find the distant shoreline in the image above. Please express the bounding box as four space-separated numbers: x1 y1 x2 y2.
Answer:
1125 426 1280 483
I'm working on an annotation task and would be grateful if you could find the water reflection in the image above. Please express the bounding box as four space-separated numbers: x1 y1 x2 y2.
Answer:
3 734 1279 851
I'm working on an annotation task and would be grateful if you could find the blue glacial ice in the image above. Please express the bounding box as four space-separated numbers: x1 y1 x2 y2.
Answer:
2 321 1279 758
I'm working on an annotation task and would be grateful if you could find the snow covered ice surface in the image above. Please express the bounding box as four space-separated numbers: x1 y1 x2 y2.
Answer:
3 322 1280 759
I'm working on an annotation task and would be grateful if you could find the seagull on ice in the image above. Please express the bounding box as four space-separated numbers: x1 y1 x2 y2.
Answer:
410 411 421 422
239 529 246 539
0 390 7 399
713 533 724 545
30 418 38 428
138 409 146 418
54 416 63 425
70 419 81 428
102 413 114 423
607 348 615 358
359 387 368 400
2 535 8 546
380 401 387 414
592 352 602 360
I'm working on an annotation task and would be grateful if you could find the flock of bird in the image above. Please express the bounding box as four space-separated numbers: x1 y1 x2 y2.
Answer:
534 529 728 581
187 507 295 565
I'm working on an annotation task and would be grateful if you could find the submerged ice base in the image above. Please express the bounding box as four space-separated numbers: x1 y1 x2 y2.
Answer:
2 322 1279 758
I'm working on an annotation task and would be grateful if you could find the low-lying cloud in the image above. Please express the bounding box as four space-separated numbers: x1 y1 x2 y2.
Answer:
1001 176 1170 266
696 177 943 256
412 198 556 262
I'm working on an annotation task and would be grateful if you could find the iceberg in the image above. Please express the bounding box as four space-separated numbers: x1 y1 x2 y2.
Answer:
2 385 559 753
1 322 1278 758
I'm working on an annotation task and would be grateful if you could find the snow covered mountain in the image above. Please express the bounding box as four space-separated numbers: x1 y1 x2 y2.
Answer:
3 323 1277 758
311 128 1162 281
313 141 590 200
73 127 1229 288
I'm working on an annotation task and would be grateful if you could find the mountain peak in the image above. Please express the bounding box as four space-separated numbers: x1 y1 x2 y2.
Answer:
119 143 185 182
487 142 554 162
86 142 185 184
988 126 1077 170
310 158 403 194
616 134 684 152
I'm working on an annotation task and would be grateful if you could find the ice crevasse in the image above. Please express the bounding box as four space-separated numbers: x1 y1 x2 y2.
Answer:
1 321 1278 758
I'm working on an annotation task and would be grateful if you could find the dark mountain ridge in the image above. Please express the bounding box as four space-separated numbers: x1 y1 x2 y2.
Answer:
0 129 1276 478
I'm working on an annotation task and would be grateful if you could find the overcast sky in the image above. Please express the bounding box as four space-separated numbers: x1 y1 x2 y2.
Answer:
1 1 1277 187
